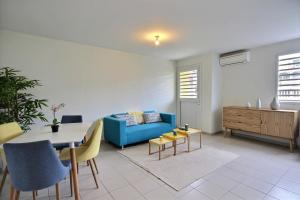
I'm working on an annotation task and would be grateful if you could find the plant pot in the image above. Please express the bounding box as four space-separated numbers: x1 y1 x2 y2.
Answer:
51 125 59 133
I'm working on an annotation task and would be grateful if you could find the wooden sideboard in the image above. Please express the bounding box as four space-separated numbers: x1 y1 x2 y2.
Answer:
223 106 299 152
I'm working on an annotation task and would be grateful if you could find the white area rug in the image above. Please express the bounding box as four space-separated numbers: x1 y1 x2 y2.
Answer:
119 142 238 190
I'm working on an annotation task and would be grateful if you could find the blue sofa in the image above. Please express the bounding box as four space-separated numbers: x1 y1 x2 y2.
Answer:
104 112 176 148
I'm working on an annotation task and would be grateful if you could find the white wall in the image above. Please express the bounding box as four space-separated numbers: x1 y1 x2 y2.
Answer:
222 38 300 144
176 53 222 133
222 38 300 109
0 30 176 124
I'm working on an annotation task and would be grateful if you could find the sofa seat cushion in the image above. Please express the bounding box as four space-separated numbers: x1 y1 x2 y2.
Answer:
126 122 172 144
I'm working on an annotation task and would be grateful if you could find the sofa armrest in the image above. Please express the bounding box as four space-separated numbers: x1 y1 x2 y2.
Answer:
103 117 127 147
160 113 176 129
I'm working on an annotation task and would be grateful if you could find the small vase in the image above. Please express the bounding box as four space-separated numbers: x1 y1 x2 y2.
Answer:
51 125 59 133
256 98 262 109
270 97 280 110
247 102 251 108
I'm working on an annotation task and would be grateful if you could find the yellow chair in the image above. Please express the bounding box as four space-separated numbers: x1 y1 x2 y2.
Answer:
60 120 103 188
0 122 23 195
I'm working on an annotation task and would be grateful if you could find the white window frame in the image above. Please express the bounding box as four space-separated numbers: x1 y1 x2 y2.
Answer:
177 66 200 102
276 51 300 104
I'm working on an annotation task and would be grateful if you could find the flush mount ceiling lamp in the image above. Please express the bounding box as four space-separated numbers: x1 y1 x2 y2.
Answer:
154 35 160 46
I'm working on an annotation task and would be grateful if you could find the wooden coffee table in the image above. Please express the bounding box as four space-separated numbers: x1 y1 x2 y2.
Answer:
149 137 174 160
174 128 202 152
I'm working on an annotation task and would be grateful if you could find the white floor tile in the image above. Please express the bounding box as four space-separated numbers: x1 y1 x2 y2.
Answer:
196 180 228 200
268 186 300 200
221 192 243 200
178 189 211 200
144 187 174 200
242 177 274 194
110 185 143 200
231 184 266 200
132 177 160 195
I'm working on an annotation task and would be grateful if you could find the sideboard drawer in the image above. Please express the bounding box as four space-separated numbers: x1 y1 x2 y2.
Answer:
223 120 261 133
223 108 261 126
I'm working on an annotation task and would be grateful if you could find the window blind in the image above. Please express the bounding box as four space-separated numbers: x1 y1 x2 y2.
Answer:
278 52 300 102
179 70 198 99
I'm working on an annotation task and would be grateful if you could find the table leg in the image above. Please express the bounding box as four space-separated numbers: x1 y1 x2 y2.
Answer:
188 136 190 152
159 145 161 160
9 185 16 200
200 132 202 148
173 141 177 155
70 142 80 200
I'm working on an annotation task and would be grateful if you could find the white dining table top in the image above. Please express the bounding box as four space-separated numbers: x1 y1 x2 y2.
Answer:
5 123 91 145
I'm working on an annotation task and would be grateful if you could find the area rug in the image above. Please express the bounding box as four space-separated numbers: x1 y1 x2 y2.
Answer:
119 141 238 190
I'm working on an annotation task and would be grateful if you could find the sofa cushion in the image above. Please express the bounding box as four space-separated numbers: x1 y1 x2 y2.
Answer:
129 111 144 124
126 122 172 144
143 112 162 124
114 113 137 126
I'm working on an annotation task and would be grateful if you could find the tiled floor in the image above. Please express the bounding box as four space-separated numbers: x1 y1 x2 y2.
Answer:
1 133 300 200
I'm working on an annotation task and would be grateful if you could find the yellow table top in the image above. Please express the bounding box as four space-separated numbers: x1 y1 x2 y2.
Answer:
149 137 173 145
163 132 187 140
173 128 202 136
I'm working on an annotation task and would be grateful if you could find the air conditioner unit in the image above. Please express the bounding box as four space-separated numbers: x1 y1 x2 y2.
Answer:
219 50 250 66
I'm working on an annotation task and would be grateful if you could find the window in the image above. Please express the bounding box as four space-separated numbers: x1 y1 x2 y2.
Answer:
179 69 198 99
277 52 300 102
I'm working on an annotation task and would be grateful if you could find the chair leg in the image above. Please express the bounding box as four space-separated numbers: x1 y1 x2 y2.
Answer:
77 163 79 174
0 166 8 195
55 183 60 200
69 170 73 197
32 191 36 200
92 158 99 174
9 185 16 200
15 190 20 200
88 160 99 189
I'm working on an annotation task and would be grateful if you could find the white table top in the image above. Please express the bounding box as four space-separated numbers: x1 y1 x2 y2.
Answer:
5 123 91 145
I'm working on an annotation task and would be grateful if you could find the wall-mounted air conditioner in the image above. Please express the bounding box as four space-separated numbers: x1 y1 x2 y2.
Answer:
219 50 250 66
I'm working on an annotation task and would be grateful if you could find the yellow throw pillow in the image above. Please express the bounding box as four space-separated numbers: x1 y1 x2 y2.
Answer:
129 112 144 124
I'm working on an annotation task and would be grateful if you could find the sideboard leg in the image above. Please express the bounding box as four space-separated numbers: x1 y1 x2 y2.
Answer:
223 128 227 137
294 139 298 149
289 139 294 152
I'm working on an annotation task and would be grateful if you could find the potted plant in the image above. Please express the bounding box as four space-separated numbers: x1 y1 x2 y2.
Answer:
50 103 65 132
0 67 48 131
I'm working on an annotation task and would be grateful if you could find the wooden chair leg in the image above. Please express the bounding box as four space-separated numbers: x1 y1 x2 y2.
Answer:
0 166 8 195
69 170 73 197
9 185 16 200
77 163 79 174
15 190 20 200
55 183 60 200
32 191 36 200
88 160 99 188
92 158 99 174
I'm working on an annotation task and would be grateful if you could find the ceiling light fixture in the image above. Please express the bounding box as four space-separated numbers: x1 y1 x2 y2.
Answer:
154 35 160 46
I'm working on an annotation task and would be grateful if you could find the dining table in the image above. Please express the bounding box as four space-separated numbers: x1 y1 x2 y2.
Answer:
4 123 91 200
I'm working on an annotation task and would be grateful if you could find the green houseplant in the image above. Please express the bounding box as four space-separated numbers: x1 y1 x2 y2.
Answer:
0 67 48 131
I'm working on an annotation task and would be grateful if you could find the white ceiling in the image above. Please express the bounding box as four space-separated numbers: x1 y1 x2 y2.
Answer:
0 0 300 60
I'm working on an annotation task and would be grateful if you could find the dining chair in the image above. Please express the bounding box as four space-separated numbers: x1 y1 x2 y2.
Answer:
0 122 23 196
4 140 70 200
54 115 83 151
60 120 103 188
